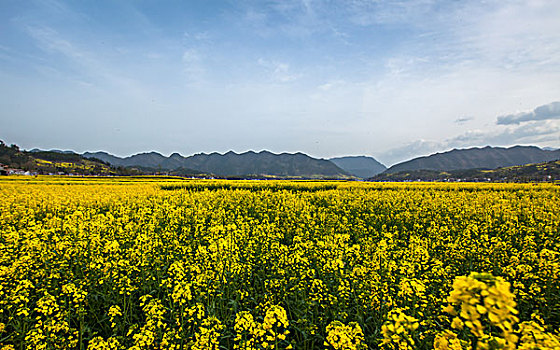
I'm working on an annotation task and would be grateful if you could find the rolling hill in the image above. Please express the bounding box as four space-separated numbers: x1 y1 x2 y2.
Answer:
0 141 141 175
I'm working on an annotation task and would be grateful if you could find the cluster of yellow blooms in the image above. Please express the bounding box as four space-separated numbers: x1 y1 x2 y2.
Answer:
0 176 559 349
381 308 420 349
434 272 560 350
324 320 366 349
191 316 224 350
234 305 292 349
443 273 519 348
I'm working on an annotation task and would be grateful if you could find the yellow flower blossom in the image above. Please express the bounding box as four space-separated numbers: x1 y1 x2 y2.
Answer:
325 320 366 350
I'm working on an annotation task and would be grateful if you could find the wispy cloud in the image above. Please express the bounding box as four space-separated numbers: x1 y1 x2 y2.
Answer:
497 101 560 125
257 58 300 83
182 48 205 84
25 25 84 60
317 80 346 91
183 31 211 42
23 24 149 96
237 0 344 40
444 1 560 71
347 0 436 26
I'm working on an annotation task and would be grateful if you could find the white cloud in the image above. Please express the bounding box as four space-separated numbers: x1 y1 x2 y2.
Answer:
497 101 560 125
452 121 560 146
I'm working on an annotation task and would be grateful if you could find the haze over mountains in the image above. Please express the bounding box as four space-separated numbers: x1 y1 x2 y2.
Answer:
329 156 387 178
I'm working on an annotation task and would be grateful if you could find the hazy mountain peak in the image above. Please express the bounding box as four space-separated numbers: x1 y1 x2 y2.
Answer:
86 151 112 156
329 156 386 178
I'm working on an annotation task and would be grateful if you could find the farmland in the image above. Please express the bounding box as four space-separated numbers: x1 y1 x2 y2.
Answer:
1 176 559 349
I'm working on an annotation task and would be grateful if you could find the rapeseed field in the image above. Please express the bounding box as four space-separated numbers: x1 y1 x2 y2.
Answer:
1 177 559 349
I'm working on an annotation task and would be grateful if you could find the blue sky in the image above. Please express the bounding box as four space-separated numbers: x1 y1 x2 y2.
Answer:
1 0 559 165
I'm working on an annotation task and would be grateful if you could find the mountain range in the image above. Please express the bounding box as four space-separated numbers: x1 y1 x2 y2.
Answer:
4 140 560 180
83 150 356 179
372 159 560 182
85 145 560 179
385 146 560 174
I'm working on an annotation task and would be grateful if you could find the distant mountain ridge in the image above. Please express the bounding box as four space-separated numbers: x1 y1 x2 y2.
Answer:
371 159 560 182
385 146 560 173
84 150 352 178
17 143 560 179
329 156 386 178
